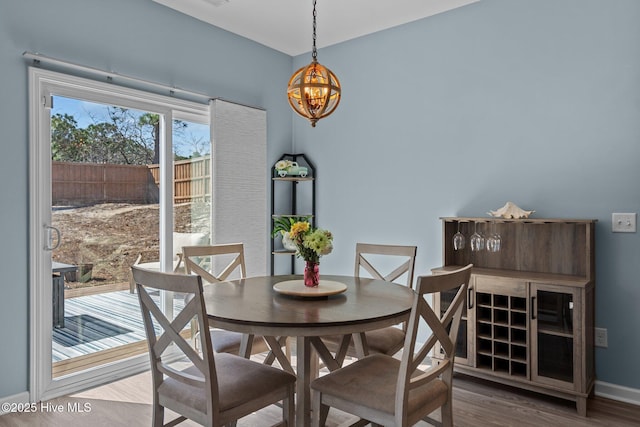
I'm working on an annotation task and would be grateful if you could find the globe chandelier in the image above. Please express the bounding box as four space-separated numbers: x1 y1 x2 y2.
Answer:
287 0 341 127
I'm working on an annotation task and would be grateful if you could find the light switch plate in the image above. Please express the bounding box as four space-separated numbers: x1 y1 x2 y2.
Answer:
612 213 637 233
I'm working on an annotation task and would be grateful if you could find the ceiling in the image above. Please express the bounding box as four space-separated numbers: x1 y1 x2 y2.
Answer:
152 0 480 56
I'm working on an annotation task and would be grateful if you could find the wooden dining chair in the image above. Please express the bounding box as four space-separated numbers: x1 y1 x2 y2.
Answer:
131 266 296 427
311 264 472 427
322 243 417 361
129 231 209 293
182 243 273 356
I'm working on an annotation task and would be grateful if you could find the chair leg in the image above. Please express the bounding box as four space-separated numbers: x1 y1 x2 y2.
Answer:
312 390 321 427
312 391 330 427
284 385 295 426
441 400 453 427
152 404 164 427
319 403 329 427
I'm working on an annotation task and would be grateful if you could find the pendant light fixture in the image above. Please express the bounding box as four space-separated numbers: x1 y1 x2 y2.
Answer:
287 0 341 127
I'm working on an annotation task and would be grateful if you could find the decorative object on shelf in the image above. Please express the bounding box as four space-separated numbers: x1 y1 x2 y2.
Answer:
281 232 298 251
272 215 312 251
287 0 341 127
488 201 535 219
274 160 308 177
288 220 333 287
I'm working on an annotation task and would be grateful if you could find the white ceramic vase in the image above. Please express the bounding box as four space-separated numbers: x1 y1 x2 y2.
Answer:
282 232 298 251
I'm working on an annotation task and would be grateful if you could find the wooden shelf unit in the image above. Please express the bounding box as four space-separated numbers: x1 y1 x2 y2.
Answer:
433 217 596 416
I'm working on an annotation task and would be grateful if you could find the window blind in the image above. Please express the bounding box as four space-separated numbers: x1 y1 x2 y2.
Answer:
209 99 267 277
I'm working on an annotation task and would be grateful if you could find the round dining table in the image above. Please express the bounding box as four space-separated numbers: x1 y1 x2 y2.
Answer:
201 274 415 427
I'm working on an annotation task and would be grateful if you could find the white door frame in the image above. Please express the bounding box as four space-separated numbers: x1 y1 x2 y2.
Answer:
28 67 209 401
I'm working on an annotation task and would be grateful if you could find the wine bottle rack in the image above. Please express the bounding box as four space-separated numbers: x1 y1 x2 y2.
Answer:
475 291 528 378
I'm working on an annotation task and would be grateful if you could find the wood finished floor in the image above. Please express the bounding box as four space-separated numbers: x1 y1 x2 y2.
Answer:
1 372 638 427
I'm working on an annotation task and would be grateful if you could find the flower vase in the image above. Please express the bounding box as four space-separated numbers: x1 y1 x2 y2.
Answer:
304 261 320 287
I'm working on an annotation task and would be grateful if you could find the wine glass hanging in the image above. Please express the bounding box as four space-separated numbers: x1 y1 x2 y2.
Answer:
486 222 502 252
470 222 485 252
453 220 501 253
453 222 466 250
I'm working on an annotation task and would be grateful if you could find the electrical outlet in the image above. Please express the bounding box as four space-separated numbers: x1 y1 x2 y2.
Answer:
595 327 608 348
612 213 636 233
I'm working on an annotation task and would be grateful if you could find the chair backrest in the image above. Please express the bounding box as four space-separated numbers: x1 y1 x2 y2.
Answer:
131 266 219 421
395 264 472 425
183 243 246 283
354 243 417 288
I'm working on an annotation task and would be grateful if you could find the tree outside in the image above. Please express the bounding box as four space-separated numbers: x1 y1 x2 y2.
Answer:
51 103 209 164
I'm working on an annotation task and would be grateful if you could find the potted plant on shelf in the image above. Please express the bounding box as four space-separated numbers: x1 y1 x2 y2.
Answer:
272 216 311 251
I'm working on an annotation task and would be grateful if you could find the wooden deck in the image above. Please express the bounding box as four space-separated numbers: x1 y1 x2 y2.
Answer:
52 286 184 377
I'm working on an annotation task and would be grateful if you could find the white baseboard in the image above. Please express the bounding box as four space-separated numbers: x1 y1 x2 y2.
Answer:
595 380 640 406
0 391 31 415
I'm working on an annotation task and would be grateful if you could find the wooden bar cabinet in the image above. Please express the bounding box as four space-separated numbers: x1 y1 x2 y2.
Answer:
432 217 596 416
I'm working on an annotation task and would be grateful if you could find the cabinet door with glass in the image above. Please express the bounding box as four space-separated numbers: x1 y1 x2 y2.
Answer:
434 276 475 366
530 283 581 390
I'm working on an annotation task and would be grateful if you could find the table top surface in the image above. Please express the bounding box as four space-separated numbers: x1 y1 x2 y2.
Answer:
202 274 415 332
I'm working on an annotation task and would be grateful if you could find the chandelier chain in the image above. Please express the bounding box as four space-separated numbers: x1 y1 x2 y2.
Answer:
312 0 317 61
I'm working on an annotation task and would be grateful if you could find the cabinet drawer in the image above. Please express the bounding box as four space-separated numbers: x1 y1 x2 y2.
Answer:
474 275 527 297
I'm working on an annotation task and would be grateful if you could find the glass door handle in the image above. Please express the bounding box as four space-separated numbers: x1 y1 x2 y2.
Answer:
45 225 61 251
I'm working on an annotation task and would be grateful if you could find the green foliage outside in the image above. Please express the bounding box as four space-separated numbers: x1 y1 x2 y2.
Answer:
51 107 206 165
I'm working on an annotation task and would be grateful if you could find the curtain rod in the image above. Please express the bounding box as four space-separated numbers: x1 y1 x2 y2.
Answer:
23 51 213 103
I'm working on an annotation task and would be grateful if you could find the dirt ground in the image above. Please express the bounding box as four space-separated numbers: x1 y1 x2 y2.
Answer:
52 202 207 288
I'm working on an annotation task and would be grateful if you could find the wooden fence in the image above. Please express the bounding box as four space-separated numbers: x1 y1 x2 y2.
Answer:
148 156 211 204
53 162 156 205
53 156 210 205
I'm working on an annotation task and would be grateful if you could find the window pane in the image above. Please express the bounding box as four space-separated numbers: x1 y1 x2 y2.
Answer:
172 119 211 250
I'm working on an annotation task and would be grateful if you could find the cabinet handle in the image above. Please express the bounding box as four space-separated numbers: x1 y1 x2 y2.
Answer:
531 296 537 319
468 287 474 309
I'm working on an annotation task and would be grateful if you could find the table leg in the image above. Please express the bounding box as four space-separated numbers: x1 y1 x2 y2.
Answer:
264 336 295 374
352 332 369 359
240 333 262 359
296 336 312 427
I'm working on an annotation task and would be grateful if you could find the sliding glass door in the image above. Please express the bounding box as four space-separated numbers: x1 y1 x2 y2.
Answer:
30 68 211 400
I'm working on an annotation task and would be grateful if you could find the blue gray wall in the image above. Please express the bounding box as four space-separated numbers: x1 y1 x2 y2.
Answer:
1 0 639 401
0 0 292 399
293 0 640 390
